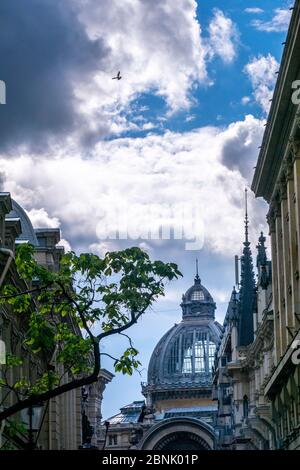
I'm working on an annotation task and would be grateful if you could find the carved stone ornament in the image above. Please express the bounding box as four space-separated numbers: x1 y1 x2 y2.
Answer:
269 189 282 219
267 208 276 233
289 136 300 160
278 173 288 200
284 151 294 181
296 111 300 131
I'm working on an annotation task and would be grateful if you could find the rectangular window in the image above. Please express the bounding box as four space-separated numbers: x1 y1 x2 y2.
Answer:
183 348 192 373
208 342 216 371
108 435 118 446
194 341 205 373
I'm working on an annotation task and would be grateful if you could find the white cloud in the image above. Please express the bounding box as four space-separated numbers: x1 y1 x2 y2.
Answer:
26 207 72 251
73 0 209 122
251 8 292 32
244 54 279 114
206 8 239 64
241 96 251 105
1 1 241 153
0 115 265 259
59 238 72 252
245 8 264 14
185 115 196 122
27 208 60 229
89 241 120 257
141 122 157 131
210 288 230 304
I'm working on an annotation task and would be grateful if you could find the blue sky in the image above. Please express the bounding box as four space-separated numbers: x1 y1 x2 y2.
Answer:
0 0 293 418
119 0 289 139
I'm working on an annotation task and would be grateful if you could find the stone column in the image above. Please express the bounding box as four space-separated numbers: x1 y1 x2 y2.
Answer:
287 162 299 329
275 196 286 356
280 177 294 344
293 155 300 328
75 387 82 449
231 324 238 362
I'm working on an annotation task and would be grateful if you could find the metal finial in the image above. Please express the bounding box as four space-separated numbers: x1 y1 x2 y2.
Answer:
195 259 200 283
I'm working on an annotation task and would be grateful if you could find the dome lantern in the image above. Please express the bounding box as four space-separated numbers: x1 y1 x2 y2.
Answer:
180 266 216 320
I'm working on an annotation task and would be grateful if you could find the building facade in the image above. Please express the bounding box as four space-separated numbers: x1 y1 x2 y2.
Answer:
213 219 275 449
214 1 300 451
251 0 300 451
100 271 223 450
0 192 113 449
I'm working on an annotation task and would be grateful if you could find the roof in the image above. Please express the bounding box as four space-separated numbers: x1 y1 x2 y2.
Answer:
6 199 39 246
181 275 216 320
163 406 217 419
224 288 240 326
147 318 222 386
105 400 145 425
144 273 222 388
5 199 64 249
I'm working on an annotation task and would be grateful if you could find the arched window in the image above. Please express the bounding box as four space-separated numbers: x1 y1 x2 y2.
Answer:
243 395 249 418
166 330 216 375
191 289 204 301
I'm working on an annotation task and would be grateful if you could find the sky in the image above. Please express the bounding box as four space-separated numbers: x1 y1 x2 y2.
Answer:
0 0 293 418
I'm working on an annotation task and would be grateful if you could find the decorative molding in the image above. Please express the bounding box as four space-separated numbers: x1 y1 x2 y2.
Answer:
267 209 276 233
278 173 288 201
284 151 294 181
289 137 300 160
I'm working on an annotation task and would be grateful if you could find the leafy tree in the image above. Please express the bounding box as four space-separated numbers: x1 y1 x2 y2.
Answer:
0 244 181 424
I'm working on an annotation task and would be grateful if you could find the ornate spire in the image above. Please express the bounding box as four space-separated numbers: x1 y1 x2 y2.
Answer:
229 285 239 324
256 232 269 289
194 258 201 284
256 232 267 267
244 188 249 246
238 188 255 346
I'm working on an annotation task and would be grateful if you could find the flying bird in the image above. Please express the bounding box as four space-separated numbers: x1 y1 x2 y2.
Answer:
112 71 122 80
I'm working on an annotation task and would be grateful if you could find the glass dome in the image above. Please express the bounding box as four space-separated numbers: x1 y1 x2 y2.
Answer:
167 327 216 375
146 274 222 387
6 199 38 246
147 319 222 387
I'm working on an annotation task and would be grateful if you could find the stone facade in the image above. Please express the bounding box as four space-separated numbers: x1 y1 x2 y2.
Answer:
214 230 275 449
214 1 300 451
251 0 300 451
0 192 113 449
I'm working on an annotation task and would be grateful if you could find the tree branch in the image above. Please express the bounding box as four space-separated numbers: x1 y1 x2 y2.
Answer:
100 352 118 362
98 291 156 341
0 335 101 423
0 285 51 300
118 332 134 349
57 281 95 342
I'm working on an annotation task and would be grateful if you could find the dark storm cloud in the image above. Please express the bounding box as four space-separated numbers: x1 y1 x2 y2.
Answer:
220 118 263 180
0 0 109 153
